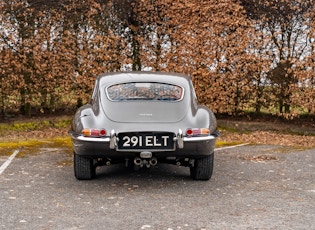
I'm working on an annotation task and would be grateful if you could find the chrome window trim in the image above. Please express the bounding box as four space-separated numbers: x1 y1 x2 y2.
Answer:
105 82 185 102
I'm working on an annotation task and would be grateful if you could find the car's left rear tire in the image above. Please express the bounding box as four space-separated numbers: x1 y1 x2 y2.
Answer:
74 153 96 180
190 153 214 180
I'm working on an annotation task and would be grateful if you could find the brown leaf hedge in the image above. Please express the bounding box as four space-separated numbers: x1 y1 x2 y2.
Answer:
0 0 314 117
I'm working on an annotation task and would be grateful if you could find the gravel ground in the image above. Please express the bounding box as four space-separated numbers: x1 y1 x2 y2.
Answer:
217 119 315 148
0 144 314 230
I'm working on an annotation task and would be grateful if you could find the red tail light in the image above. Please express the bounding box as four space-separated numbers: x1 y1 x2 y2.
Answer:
186 128 210 136
82 128 107 137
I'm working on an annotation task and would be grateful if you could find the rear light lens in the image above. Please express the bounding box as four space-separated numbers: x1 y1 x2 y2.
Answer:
186 128 210 137
82 128 106 137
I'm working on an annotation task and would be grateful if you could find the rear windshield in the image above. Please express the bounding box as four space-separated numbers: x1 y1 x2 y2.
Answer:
106 82 183 101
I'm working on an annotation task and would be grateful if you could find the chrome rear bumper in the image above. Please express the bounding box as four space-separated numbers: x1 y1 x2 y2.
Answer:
70 129 216 150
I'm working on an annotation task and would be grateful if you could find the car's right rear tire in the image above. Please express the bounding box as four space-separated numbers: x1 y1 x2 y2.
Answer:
74 153 95 180
190 153 214 180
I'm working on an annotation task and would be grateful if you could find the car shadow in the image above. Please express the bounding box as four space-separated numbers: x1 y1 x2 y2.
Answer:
94 163 192 182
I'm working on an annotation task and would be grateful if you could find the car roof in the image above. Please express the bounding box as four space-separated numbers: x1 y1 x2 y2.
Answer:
97 71 192 88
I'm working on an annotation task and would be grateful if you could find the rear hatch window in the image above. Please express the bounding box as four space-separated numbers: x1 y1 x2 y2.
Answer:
106 82 183 101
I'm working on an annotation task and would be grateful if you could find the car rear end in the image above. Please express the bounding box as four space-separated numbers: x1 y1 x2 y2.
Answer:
69 72 218 180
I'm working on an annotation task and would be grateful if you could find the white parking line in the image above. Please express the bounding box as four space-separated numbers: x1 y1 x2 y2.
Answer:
215 143 249 151
0 149 20 175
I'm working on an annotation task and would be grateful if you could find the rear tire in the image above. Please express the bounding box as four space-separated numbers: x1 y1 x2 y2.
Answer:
74 153 95 180
190 153 214 180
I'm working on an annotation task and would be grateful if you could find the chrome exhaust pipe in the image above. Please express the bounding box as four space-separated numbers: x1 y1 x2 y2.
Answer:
134 157 157 167
134 157 143 166
149 157 158 166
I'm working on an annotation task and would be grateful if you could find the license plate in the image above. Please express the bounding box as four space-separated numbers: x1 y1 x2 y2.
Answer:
117 132 175 150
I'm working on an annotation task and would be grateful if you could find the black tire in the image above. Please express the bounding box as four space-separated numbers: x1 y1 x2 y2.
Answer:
74 153 95 180
190 153 214 180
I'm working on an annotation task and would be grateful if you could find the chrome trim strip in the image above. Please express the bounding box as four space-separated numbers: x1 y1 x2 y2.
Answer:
74 136 110 142
183 135 216 142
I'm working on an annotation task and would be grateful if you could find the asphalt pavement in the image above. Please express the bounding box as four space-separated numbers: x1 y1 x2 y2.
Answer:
0 145 314 230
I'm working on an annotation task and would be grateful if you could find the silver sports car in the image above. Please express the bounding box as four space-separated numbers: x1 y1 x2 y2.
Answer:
69 72 219 180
